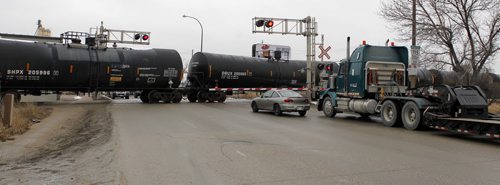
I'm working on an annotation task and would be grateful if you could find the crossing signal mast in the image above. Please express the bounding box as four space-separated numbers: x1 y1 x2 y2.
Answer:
252 16 319 100
88 21 151 48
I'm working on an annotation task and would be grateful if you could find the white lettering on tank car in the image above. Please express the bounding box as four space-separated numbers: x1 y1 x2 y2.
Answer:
164 68 178 78
221 71 253 80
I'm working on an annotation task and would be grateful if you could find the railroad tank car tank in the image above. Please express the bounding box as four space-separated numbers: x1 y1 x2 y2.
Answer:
186 52 322 103
0 39 183 103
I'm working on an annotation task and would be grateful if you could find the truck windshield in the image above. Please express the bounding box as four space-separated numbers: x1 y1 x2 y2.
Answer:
278 91 302 98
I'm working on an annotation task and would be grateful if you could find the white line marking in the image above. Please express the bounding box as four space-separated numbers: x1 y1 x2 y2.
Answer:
183 120 198 129
236 150 247 157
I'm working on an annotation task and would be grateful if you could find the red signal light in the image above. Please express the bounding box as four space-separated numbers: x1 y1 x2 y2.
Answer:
362 40 367 45
326 64 332 71
265 20 274 28
142 34 149 41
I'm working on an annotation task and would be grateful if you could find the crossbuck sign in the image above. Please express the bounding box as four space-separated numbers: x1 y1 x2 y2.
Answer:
318 45 331 60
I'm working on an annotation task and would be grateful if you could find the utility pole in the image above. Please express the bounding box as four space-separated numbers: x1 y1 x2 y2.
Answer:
409 0 420 88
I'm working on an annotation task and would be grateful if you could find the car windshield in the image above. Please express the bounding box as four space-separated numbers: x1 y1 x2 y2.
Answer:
278 90 302 98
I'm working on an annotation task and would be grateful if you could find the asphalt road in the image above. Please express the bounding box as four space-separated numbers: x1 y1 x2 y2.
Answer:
112 99 500 185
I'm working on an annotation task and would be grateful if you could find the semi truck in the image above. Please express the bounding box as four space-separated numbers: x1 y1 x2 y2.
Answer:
317 38 500 138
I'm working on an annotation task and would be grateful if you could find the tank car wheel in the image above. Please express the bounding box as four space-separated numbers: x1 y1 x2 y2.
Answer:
148 90 161 103
140 94 149 103
140 91 150 103
217 93 226 103
322 97 336 118
198 97 207 103
161 93 172 103
207 97 215 103
380 100 402 127
187 93 197 103
402 101 424 130
171 91 183 103
197 91 207 103
273 104 282 116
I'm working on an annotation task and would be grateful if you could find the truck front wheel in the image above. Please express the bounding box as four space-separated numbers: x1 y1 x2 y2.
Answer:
323 97 336 118
402 101 423 130
381 100 402 127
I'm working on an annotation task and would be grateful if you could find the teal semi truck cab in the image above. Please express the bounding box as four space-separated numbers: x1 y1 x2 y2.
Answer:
318 38 500 137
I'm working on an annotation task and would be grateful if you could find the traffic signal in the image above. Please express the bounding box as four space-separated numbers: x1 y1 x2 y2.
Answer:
317 64 325 70
134 34 141 40
325 63 333 74
134 33 150 41
265 20 274 28
255 20 265 27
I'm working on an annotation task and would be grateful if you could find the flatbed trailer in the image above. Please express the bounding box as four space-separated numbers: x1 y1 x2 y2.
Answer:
424 112 500 138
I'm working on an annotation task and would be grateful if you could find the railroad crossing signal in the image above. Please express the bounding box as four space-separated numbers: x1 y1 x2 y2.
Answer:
90 22 151 46
318 45 331 60
255 20 275 28
252 16 319 101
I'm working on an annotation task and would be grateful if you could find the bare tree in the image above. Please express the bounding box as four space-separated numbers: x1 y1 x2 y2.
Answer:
380 0 500 82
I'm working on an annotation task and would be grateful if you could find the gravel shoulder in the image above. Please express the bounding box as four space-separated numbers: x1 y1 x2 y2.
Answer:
0 101 117 185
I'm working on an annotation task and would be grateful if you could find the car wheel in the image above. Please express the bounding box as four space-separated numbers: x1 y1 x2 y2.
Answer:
251 101 259 113
299 111 307 117
381 100 402 127
273 104 282 116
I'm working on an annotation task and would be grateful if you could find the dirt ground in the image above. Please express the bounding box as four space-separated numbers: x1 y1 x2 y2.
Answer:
489 102 500 114
0 104 53 142
0 99 117 184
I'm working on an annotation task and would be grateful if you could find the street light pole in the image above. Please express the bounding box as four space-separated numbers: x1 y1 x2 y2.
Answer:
412 0 417 46
183 15 204 53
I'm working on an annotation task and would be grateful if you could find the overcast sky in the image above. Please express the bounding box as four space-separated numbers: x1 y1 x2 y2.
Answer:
1 0 499 72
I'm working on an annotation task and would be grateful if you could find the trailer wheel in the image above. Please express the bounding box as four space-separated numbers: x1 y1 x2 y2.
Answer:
402 101 423 130
322 97 336 118
381 100 402 127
